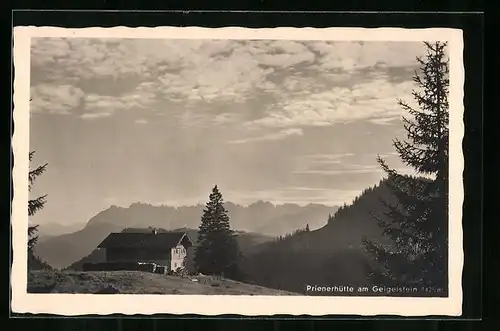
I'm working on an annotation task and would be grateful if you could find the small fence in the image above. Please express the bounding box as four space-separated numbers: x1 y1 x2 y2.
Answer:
189 273 224 287
154 265 168 275
83 261 161 273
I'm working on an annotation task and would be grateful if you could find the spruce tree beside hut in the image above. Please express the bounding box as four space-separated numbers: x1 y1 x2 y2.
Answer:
194 185 242 280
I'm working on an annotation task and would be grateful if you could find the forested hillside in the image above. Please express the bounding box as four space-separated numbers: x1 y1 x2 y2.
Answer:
241 179 396 294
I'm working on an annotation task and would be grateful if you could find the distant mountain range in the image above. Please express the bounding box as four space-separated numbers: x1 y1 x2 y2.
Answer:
34 201 337 269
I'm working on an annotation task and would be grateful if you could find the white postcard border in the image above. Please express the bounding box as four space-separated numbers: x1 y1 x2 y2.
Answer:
11 26 464 316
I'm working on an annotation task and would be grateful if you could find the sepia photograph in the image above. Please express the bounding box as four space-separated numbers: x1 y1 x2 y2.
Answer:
11 26 464 316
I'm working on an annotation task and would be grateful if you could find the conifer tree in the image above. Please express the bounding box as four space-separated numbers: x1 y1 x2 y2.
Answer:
194 185 241 278
327 213 334 225
28 151 48 252
27 151 52 270
362 41 449 289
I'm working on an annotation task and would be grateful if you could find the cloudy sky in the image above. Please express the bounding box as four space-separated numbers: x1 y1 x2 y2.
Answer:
28 38 425 225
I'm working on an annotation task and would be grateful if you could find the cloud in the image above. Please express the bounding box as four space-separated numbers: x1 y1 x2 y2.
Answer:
292 168 379 176
292 161 382 175
83 94 128 113
30 83 84 115
303 153 354 159
134 119 148 124
30 79 159 118
30 39 296 108
80 112 112 120
251 40 316 68
81 82 157 118
292 152 390 178
30 38 422 129
246 78 415 129
229 128 304 144
308 41 425 71
156 64 275 104
376 152 400 160
368 117 400 125
212 113 240 125
293 163 416 178
150 40 317 103
30 38 73 67
30 38 296 120
299 153 355 165
32 38 158 81
282 74 324 94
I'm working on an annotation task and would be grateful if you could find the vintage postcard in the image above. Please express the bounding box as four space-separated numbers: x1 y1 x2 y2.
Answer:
11 26 464 316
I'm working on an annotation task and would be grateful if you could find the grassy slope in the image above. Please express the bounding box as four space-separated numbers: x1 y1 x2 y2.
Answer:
28 270 298 295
